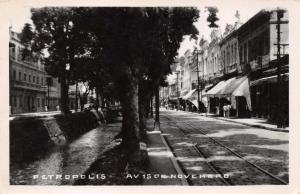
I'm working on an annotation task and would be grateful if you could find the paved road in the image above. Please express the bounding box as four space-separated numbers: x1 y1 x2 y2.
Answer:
160 110 289 185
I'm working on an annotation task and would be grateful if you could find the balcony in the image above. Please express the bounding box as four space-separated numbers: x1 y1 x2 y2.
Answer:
249 55 270 71
226 63 237 73
10 80 47 92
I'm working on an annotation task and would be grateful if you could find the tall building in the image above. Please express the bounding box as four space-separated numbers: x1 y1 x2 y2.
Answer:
9 28 47 114
9 28 77 114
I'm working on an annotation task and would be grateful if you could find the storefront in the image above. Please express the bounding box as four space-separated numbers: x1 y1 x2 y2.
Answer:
206 76 251 117
250 72 289 125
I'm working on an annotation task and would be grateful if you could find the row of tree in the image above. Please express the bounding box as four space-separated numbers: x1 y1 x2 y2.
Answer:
21 7 200 166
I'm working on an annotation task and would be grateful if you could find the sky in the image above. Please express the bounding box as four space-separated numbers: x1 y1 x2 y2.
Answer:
8 5 273 57
177 6 266 57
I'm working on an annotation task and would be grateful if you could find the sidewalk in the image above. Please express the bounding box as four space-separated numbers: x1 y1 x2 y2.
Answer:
143 119 188 185
209 116 289 132
181 110 289 133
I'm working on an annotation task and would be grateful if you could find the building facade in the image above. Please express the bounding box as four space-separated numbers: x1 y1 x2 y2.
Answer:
9 28 78 114
9 29 48 114
167 9 289 126
237 9 289 125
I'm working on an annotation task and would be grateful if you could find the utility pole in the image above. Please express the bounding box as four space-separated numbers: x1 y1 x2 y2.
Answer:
75 81 78 112
47 81 50 111
270 9 288 128
193 49 201 113
175 71 180 111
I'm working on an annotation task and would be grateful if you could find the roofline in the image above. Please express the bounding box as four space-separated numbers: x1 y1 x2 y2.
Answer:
219 9 270 45
236 9 271 35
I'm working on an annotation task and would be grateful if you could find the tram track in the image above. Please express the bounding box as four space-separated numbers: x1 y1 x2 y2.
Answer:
162 115 288 185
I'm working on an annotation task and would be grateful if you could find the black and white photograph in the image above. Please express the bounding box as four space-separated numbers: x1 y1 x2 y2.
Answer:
0 0 299 193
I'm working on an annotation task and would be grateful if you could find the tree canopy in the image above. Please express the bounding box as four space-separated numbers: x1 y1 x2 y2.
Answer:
21 7 200 165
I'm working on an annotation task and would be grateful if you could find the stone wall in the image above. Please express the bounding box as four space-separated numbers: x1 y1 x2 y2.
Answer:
10 111 99 163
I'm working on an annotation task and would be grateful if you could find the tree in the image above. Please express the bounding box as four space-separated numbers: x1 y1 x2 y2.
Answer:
206 7 219 28
21 7 95 114
75 7 199 166
22 7 199 167
20 23 34 60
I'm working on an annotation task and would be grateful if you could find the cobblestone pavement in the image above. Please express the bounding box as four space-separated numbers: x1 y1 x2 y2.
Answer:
160 110 289 185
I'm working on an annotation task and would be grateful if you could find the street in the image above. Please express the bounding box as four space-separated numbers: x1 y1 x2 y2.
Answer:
159 110 289 185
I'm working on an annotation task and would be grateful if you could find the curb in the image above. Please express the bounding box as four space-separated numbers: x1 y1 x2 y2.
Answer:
207 116 289 133
159 132 189 186
146 130 189 186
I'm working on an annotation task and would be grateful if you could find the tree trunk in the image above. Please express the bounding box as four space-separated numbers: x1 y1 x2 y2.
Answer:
75 81 78 112
154 85 160 130
60 73 70 114
95 87 100 109
80 95 84 111
145 98 150 118
119 75 141 165
150 96 153 118
138 85 151 135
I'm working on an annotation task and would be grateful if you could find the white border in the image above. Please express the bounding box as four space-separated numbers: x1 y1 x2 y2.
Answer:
1 0 299 194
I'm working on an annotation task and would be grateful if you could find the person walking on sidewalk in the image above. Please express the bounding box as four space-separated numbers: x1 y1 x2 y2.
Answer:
226 104 232 117
223 104 227 117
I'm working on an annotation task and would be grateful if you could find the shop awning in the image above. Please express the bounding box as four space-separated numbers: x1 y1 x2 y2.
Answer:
250 73 289 86
216 76 247 96
179 89 189 98
182 88 208 108
182 89 196 100
232 77 251 110
204 84 214 91
189 88 207 99
206 80 227 95
190 97 208 109
191 99 198 108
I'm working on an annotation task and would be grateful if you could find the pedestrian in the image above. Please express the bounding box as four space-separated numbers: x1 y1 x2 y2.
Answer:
226 104 231 117
222 105 226 117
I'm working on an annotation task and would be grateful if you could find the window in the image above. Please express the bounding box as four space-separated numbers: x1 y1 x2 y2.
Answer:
17 47 22 61
244 43 247 62
37 98 40 107
9 43 16 59
33 76 35 83
235 43 238 63
24 73 27 81
227 48 229 66
19 72 22 81
19 96 23 107
13 70 16 80
37 76 39 84
240 45 244 63
13 96 17 107
263 30 270 55
232 44 234 64
29 75 31 83
42 98 45 107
